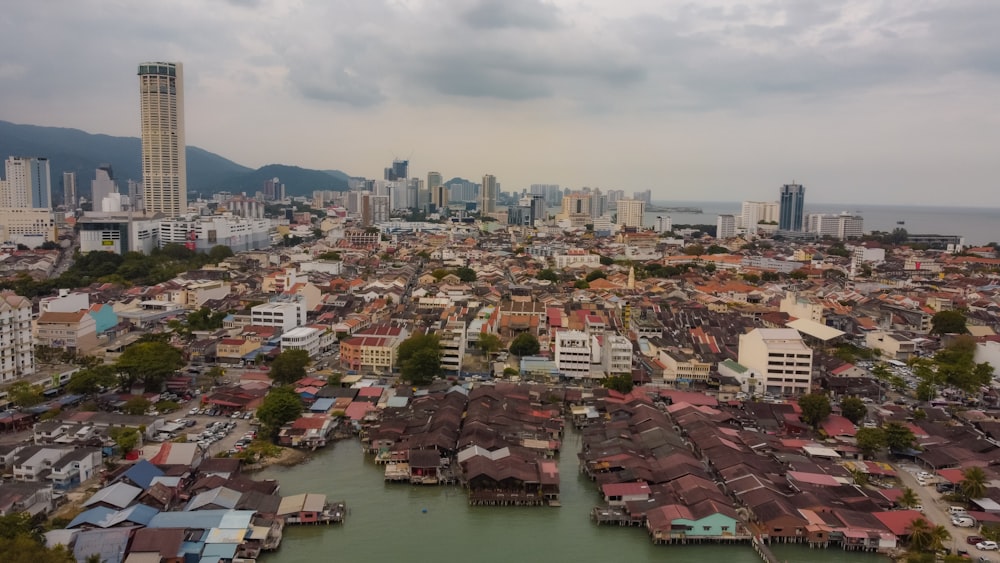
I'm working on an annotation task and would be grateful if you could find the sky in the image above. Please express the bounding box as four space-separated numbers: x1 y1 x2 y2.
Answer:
2 0 999 206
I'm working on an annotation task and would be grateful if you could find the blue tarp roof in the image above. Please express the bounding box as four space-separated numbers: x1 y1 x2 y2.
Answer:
309 398 335 412
120 459 165 489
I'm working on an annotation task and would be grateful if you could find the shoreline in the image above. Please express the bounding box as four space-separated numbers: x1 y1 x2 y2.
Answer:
244 446 310 471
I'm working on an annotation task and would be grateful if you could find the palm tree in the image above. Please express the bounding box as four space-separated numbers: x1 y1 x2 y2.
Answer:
908 517 932 552
899 487 919 509
927 525 951 553
961 466 988 501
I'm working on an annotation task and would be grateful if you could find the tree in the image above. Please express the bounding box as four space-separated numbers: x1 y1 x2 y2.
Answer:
536 269 559 282
585 270 607 282
7 381 44 407
478 333 502 357
317 251 342 261
109 426 140 455
208 245 234 262
123 396 152 415
599 255 613 266
602 374 633 393
268 349 311 385
884 421 916 452
789 269 808 280
960 466 987 501
798 393 832 427
682 243 704 256
931 310 968 335
509 332 541 357
256 386 303 438
66 365 117 395
907 518 932 552
398 333 442 385
0 534 75 563
115 341 183 391
742 273 760 284
840 396 868 425
855 427 886 458
898 487 919 509
455 267 477 282
574 280 590 289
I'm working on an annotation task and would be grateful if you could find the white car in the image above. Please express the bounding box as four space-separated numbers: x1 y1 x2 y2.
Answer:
978 541 999 551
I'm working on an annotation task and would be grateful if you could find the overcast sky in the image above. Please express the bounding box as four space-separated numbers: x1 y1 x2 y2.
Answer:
2 0 999 205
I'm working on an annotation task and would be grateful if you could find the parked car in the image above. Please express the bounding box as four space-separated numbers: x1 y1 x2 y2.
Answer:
968 536 985 545
953 517 976 528
977 541 999 551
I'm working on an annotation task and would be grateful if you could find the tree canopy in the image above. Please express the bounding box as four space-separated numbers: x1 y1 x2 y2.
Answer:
839 396 868 425
65 365 117 396
116 341 184 391
256 386 303 438
960 466 988 501
0 511 74 563
884 421 916 452
123 396 152 416
268 349 311 385
602 374 634 393
855 427 886 458
509 332 541 357
478 333 502 356
931 310 968 335
536 269 559 282
798 393 832 427
398 333 442 385
455 267 477 282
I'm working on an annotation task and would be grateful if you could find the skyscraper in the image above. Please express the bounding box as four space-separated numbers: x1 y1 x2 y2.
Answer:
91 165 116 209
479 174 497 214
778 183 805 232
138 61 186 217
1 156 51 209
63 172 77 209
717 214 736 239
427 171 443 191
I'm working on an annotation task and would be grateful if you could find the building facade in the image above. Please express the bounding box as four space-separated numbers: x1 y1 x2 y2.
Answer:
139 62 186 217
738 328 813 396
479 174 497 214
778 184 805 232
0 294 34 383
616 199 645 229
554 330 593 380
716 214 736 239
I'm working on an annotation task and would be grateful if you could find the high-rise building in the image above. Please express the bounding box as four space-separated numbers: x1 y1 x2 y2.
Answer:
778 183 805 232
384 159 409 181
138 61 186 217
716 214 736 239
806 213 863 240
654 215 672 233
616 199 645 229
633 189 652 204
432 184 449 210
63 172 77 209
264 177 285 201
0 293 34 383
91 165 117 209
2 156 51 209
427 171 443 191
479 174 497 214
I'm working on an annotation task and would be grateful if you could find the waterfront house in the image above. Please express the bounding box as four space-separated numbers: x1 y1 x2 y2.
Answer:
602 482 651 507
646 499 744 543
408 449 443 485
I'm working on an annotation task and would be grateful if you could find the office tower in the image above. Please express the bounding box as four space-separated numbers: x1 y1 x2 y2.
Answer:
561 192 592 217
432 184 449 210
384 159 408 181
406 178 421 210
91 165 117 209
264 177 285 201
591 188 608 219
778 183 805 232
138 61 186 217
427 171 443 191
2 156 51 209
63 172 77 208
716 214 736 239
479 174 497 214
616 199 645 229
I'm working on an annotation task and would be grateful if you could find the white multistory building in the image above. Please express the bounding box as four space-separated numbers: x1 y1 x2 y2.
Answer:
805 213 864 240
280 326 323 358
157 214 272 252
616 199 645 229
740 201 779 234
138 62 186 217
716 214 736 239
251 301 306 332
737 328 813 396
0 294 34 383
555 330 593 380
602 334 633 375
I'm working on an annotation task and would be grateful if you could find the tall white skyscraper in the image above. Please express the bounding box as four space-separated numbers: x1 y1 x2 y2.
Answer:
717 214 736 239
1 156 51 209
480 174 497 214
91 165 117 209
616 199 645 229
138 61 186 217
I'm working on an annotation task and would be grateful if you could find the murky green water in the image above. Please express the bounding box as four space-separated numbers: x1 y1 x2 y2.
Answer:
257 429 888 563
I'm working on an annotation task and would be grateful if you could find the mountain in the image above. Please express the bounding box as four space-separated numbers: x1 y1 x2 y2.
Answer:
0 120 349 200
221 164 348 196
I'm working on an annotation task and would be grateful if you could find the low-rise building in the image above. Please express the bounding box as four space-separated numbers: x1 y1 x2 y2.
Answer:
34 310 98 352
738 328 813 396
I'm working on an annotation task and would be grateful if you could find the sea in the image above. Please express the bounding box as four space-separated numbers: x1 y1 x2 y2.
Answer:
257 427 888 563
644 200 1000 246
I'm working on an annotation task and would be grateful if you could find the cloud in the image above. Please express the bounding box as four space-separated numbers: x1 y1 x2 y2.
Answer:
460 0 562 30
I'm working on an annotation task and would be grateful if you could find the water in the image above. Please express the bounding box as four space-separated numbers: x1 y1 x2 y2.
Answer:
645 200 1000 245
256 428 887 563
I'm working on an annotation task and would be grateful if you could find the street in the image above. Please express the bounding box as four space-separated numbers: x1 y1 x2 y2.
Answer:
895 463 972 556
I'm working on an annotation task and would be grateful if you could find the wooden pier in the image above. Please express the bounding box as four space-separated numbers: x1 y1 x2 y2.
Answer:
468 491 549 506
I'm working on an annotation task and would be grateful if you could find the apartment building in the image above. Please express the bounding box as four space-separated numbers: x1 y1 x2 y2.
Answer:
555 330 593 380
0 293 34 383
738 328 813 396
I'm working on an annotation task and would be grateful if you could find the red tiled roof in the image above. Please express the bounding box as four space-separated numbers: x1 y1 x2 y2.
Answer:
872 510 925 537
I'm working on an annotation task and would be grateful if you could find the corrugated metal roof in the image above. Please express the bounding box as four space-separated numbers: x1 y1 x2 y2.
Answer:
83 482 142 508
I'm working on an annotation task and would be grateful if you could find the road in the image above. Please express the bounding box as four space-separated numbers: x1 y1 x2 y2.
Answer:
895 463 970 556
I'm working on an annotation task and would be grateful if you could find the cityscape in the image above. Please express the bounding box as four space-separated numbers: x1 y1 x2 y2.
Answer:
2 3 1000 563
